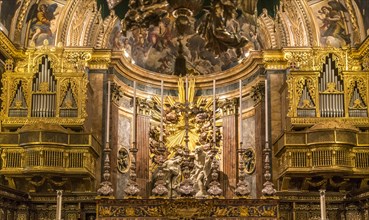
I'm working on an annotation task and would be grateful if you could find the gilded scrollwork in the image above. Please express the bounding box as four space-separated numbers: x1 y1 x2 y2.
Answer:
306 77 317 105
284 50 313 70
314 48 345 72
250 83 265 105
347 76 367 106
59 79 72 108
286 75 294 117
363 56 369 71
65 51 92 71
97 199 278 218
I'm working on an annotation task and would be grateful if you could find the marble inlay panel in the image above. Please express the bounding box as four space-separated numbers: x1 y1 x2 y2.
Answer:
116 113 131 198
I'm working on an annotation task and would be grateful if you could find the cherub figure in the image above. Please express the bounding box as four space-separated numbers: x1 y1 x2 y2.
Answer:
317 1 350 46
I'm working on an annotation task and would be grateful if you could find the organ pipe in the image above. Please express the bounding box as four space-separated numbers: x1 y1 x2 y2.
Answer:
318 55 345 118
31 55 57 117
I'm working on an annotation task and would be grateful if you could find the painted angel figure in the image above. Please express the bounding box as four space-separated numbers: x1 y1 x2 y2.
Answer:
26 1 58 44
317 0 350 46
197 0 248 57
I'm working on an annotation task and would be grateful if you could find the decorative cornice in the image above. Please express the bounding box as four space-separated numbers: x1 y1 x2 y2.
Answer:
0 31 25 59
355 37 369 58
263 50 288 69
218 98 237 116
88 50 111 69
97 199 278 218
251 82 265 105
110 50 264 90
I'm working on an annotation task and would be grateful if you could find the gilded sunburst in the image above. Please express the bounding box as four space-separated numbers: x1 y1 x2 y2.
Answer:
149 77 221 168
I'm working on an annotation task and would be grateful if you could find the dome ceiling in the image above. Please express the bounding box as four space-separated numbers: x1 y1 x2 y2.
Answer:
1 0 369 76
110 0 263 75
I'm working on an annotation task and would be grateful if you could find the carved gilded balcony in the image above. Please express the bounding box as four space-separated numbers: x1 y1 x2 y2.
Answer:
0 130 100 178
274 128 369 179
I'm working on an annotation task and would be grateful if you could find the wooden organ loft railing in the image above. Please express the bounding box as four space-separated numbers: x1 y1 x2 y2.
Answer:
274 130 369 177
277 50 369 182
287 53 369 127
0 131 100 176
0 45 89 127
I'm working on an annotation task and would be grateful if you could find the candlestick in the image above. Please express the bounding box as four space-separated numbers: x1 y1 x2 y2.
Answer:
261 77 276 196
265 79 268 144
160 80 164 142
56 190 62 220
152 80 169 197
239 79 242 145
106 81 111 143
97 81 114 196
185 76 189 102
345 50 348 71
213 79 216 145
320 189 327 220
125 81 140 196
133 81 137 145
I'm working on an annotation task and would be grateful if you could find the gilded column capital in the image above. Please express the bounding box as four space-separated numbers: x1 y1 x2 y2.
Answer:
263 50 288 70
88 50 111 69
65 51 92 71
111 82 123 105
363 56 369 71
137 98 154 116
251 83 265 105
283 48 314 70
219 98 237 116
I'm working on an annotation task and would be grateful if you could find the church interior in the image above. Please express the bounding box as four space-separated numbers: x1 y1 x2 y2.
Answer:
1 0 369 219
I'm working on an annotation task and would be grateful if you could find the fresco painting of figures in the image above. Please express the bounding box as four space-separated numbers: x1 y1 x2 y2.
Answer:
26 0 64 46
310 0 369 47
311 0 351 47
108 2 263 75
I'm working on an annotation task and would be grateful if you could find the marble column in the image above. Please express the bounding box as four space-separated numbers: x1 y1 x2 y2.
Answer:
220 98 238 198
109 82 123 196
251 82 267 198
136 98 152 197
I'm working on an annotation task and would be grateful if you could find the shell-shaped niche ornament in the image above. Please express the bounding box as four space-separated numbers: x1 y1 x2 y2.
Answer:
242 148 256 175
117 147 130 173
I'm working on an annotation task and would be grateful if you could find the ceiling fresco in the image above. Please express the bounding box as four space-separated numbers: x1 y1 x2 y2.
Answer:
309 0 369 47
25 0 65 46
107 0 265 75
0 0 369 74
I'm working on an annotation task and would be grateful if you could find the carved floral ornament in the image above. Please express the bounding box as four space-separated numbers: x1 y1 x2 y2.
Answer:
347 76 367 106
287 74 318 118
